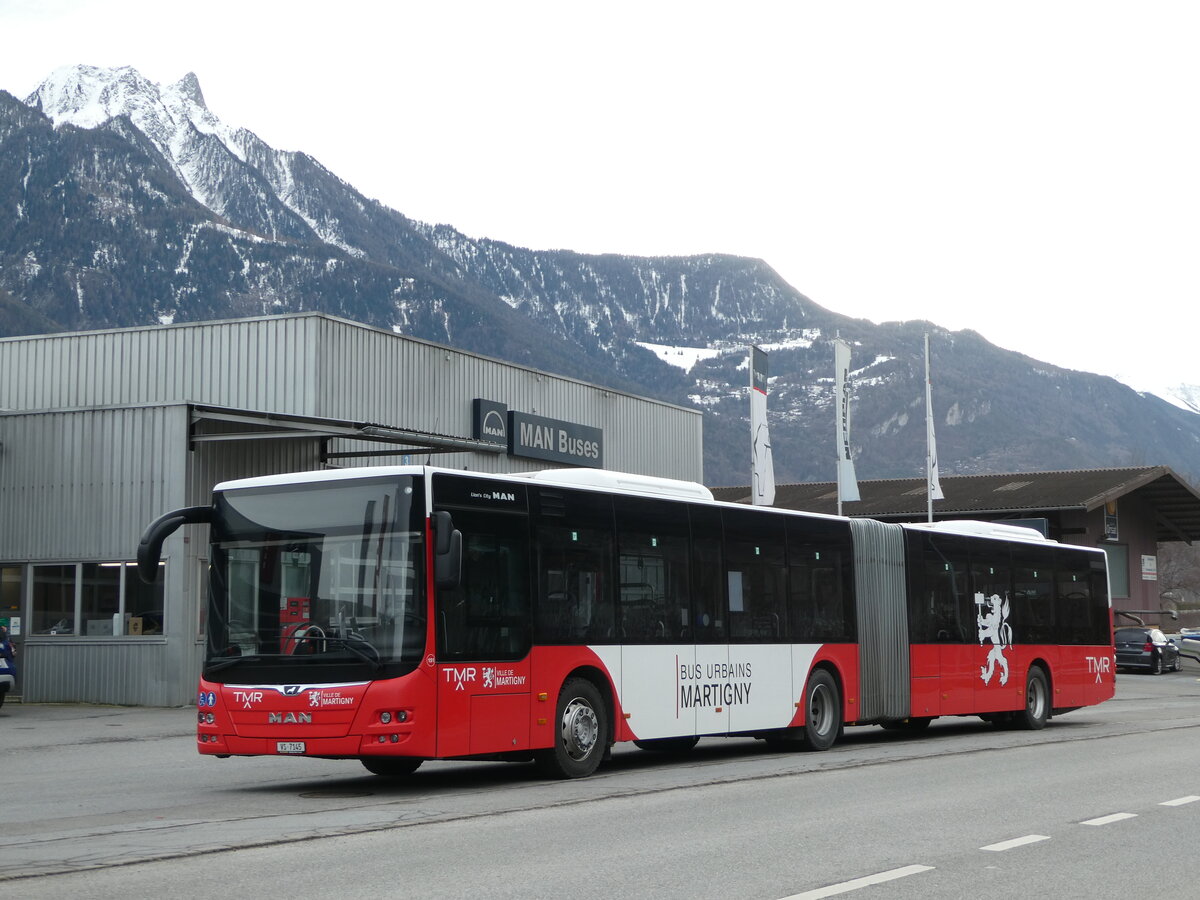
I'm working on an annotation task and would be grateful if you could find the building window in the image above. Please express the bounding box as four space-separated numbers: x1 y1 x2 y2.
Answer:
33 565 75 634
31 562 165 637
124 563 165 635
82 563 122 635
1101 544 1130 599
1 566 22 625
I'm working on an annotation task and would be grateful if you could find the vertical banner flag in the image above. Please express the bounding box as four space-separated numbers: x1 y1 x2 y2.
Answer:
925 333 945 510
833 339 860 505
750 346 775 506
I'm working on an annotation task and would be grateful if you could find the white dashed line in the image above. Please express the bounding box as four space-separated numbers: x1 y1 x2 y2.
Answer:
780 864 935 899
980 834 1051 852
1161 796 1200 807
1081 813 1137 826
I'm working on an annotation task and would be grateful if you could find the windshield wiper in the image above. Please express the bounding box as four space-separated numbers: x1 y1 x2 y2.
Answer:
205 655 262 674
320 636 384 673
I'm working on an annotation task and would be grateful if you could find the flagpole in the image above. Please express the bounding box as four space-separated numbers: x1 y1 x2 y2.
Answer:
834 338 859 515
750 346 775 507
925 333 934 523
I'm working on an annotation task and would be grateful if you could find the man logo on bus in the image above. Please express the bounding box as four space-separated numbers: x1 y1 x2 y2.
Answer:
975 592 1013 686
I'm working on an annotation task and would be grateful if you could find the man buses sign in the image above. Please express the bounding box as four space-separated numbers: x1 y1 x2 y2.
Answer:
509 411 603 466
472 400 604 467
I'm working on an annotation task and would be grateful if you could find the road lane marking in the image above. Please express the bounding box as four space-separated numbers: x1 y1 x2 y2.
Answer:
1081 813 1137 826
1161 796 1200 806
780 864 935 899
980 834 1051 851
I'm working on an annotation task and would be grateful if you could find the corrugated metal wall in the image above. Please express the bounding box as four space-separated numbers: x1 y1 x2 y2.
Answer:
850 518 910 721
0 317 319 414
313 316 702 478
0 405 194 704
23 642 180 706
0 406 189 560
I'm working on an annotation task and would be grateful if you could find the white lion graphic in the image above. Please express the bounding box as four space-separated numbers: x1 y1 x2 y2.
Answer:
975 592 1013 686
482 667 495 689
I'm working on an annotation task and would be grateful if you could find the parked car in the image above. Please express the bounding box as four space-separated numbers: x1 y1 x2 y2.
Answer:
1114 626 1181 674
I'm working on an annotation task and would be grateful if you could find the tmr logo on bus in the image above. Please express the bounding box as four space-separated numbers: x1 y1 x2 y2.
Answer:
1086 655 1113 683
444 667 477 691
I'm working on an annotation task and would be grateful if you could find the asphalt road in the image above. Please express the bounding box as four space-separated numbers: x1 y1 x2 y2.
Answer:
3 667 1200 899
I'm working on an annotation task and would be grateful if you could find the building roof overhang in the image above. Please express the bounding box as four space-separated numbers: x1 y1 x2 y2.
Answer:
710 466 1200 544
189 404 504 459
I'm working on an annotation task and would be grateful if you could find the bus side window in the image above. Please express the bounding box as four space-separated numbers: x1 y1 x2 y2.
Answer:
1012 548 1055 644
614 496 691 643
787 518 855 643
689 504 726 643
435 510 531 661
722 508 786 642
535 526 613 644
923 534 970 643
1056 549 1097 644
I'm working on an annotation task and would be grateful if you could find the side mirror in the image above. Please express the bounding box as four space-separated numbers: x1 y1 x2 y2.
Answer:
432 510 462 589
137 506 213 583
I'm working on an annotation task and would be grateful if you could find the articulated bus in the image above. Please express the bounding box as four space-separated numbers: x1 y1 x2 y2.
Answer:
138 465 1116 779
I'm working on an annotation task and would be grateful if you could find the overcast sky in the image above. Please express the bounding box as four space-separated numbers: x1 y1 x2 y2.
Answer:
2 1 1196 397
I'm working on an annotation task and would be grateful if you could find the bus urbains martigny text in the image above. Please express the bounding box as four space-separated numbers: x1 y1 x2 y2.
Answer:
138 465 1116 779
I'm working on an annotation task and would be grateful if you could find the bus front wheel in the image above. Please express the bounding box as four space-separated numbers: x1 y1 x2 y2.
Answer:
802 669 842 751
536 677 609 779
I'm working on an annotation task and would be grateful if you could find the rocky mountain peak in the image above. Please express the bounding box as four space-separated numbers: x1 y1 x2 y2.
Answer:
171 72 206 109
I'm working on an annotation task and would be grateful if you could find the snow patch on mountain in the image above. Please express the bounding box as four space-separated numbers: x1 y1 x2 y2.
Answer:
635 341 724 371
1146 383 1200 414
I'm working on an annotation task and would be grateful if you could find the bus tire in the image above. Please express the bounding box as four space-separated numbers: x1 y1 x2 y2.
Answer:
361 757 422 778
1015 666 1050 730
633 736 699 754
536 677 609 779
801 668 841 751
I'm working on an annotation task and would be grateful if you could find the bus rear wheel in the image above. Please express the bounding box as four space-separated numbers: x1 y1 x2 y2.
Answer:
1014 666 1050 730
802 668 841 751
536 677 609 779
361 757 422 778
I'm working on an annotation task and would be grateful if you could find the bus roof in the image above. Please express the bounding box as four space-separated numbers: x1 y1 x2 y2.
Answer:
509 467 713 501
901 520 1053 544
211 465 714 501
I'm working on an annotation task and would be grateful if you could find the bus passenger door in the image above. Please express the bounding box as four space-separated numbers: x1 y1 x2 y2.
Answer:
433 505 532 757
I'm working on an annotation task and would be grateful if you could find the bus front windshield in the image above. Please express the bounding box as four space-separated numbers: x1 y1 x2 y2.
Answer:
207 476 425 679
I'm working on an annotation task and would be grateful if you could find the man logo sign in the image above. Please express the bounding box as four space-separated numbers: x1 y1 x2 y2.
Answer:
472 399 508 447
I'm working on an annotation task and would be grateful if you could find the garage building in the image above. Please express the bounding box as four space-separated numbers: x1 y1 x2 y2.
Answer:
0 313 703 705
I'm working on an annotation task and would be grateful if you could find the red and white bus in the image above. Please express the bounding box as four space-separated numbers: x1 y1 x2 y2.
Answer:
138 465 1116 779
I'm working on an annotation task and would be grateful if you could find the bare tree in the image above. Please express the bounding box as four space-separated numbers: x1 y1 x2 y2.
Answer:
1159 542 1200 617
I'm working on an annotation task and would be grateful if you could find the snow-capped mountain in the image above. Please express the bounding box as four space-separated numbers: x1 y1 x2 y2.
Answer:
3 65 1199 487
1147 383 1200 415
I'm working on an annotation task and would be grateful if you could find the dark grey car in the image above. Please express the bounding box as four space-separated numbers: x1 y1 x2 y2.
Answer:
1114 626 1180 674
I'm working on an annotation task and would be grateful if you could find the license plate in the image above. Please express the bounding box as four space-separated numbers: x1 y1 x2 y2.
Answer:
276 741 306 754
